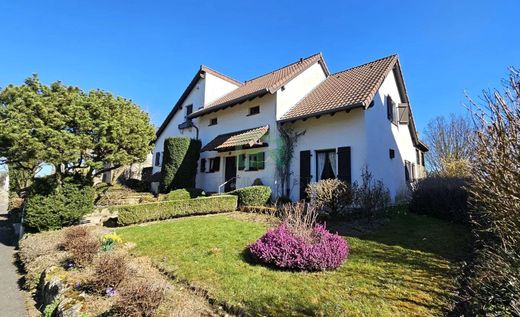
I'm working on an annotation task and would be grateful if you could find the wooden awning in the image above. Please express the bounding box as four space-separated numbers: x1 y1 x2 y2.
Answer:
201 125 269 152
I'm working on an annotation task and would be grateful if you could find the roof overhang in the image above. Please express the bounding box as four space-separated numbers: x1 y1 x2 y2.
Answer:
278 103 364 124
201 125 269 152
188 89 268 119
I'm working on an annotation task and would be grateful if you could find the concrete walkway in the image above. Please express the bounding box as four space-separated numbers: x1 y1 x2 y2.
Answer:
0 192 27 317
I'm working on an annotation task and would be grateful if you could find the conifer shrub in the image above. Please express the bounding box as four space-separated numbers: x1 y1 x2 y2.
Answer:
160 137 201 193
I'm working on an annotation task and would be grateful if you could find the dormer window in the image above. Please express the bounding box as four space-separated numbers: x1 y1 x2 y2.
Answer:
209 118 218 126
248 106 260 116
185 104 193 118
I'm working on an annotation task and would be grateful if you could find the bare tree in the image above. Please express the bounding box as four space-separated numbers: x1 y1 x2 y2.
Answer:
423 114 475 176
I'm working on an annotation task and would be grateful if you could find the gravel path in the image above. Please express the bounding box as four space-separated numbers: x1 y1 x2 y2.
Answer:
0 191 27 317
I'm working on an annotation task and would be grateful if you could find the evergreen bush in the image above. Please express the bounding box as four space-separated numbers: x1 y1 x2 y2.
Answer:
231 186 271 207
160 137 201 193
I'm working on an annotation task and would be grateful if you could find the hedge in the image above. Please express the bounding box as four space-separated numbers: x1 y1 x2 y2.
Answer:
231 186 272 207
409 176 469 224
113 195 238 226
160 137 201 193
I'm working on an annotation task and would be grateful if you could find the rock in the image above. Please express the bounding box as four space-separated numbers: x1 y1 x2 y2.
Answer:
56 297 83 317
39 267 69 308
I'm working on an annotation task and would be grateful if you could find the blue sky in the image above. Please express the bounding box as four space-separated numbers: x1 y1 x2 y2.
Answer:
0 0 517 135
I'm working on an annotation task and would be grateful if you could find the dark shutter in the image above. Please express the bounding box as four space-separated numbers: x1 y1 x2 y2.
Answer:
214 157 220 172
200 158 206 172
386 96 393 121
258 152 265 170
238 154 245 170
155 152 161 167
299 150 311 200
337 147 352 185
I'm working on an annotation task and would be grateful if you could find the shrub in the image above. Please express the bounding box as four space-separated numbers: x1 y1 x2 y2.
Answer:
231 186 271 207
248 222 348 271
160 137 201 193
166 188 205 201
62 226 100 266
113 195 238 225
122 178 149 192
25 182 94 231
90 252 128 293
352 166 390 221
112 280 166 317
306 179 352 218
409 176 469 224
275 195 292 206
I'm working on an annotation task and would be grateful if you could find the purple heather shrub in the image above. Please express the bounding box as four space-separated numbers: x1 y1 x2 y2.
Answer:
248 222 348 271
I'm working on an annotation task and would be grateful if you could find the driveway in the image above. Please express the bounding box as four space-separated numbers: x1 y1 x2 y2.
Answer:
0 191 27 317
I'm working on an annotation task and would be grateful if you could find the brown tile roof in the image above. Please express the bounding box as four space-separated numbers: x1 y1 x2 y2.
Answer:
189 53 329 118
280 55 398 122
201 125 269 152
156 66 241 139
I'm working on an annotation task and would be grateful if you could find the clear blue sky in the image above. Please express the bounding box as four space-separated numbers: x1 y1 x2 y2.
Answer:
0 0 517 135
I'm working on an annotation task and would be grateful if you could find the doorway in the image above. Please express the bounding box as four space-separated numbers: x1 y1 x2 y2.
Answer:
224 156 237 192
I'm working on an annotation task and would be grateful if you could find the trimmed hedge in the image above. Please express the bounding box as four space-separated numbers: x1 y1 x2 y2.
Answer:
25 183 94 231
231 186 271 207
409 176 469 224
113 195 238 226
160 137 201 193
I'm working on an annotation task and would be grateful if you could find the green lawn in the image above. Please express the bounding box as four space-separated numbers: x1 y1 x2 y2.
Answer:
118 212 470 316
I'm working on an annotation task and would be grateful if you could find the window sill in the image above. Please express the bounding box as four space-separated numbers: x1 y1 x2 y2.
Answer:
246 113 259 117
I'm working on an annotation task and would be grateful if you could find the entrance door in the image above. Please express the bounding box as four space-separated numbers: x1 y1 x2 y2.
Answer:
224 156 237 192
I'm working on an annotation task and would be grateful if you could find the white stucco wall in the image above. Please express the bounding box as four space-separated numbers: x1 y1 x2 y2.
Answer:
286 109 367 201
196 94 279 193
203 72 240 106
364 70 418 201
276 62 327 120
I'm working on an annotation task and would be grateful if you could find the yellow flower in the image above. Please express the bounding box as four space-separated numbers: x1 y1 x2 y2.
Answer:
102 233 123 244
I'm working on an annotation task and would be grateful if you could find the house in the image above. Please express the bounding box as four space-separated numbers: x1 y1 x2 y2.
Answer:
153 53 428 202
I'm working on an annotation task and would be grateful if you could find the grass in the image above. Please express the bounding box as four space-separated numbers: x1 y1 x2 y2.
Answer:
118 212 470 316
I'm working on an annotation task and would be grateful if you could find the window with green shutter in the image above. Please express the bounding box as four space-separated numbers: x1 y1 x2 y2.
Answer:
248 152 265 171
238 154 246 170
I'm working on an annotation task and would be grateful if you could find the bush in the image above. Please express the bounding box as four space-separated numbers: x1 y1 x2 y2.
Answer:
248 222 348 271
352 166 390 221
112 280 166 317
113 195 238 225
90 252 128 293
62 226 100 266
25 182 94 231
409 176 469 224
306 179 352 218
166 188 205 201
122 178 149 192
160 137 201 193
231 186 271 207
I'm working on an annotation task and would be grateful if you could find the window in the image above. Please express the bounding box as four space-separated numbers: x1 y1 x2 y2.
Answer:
238 154 246 170
209 157 220 172
389 149 395 159
421 152 425 167
387 95 398 125
404 160 415 182
200 158 206 172
209 118 218 126
248 106 260 116
316 150 336 180
248 152 265 171
185 104 193 118
154 152 161 167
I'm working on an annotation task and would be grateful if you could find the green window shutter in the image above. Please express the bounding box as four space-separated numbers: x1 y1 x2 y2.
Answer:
238 154 245 170
258 152 265 170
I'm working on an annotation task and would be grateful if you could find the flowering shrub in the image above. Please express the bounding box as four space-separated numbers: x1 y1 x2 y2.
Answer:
248 222 348 271
101 233 123 251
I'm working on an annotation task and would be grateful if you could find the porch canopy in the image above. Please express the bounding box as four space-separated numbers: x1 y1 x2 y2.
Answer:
201 125 269 152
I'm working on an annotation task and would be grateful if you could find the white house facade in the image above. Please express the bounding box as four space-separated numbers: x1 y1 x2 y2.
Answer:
153 53 428 202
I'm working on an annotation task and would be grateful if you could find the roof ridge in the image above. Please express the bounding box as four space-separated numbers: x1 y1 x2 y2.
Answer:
331 54 398 76
200 65 243 86
243 52 322 83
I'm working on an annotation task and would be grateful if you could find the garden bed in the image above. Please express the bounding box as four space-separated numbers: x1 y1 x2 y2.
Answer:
118 212 471 316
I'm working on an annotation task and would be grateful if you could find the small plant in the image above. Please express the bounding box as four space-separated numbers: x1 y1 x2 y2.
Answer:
306 179 353 218
90 251 128 293
62 226 100 266
101 232 123 251
352 166 390 222
44 298 60 317
249 202 348 271
113 280 166 317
